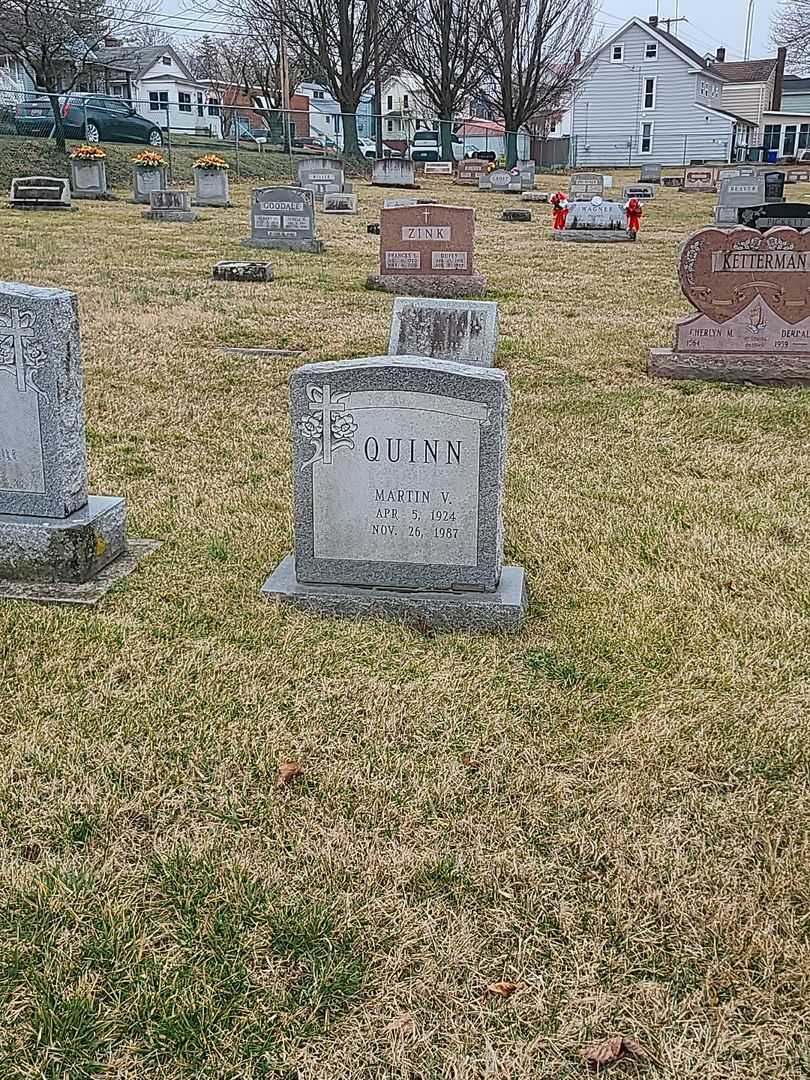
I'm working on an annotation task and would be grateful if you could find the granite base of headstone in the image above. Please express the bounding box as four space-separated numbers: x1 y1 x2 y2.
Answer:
648 225 810 387
0 282 156 604
143 190 198 222
212 261 273 282
553 198 634 242
503 209 531 222
261 356 527 633
242 186 324 253
389 297 498 368
10 177 75 211
367 204 486 298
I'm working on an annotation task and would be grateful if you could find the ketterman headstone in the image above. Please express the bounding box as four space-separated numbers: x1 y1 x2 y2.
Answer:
9 177 73 211
479 169 522 194
455 159 488 186
143 189 197 222
298 157 345 200
681 168 716 193
738 202 810 230
388 298 498 368
372 159 417 188
367 203 485 297
649 226 810 387
714 173 766 225
242 186 323 253
262 356 527 631
569 172 604 199
640 163 662 183
623 183 655 200
0 282 152 601
554 197 632 243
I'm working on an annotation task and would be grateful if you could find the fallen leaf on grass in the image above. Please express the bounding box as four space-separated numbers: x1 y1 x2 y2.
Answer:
384 1014 415 1035
275 761 303 787
487 980 522 997
581 1035 655 1071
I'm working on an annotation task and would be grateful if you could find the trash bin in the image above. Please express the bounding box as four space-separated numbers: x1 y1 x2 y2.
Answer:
768 149 778 163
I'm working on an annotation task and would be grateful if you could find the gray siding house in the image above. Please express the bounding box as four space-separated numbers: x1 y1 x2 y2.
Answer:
569 16 755 166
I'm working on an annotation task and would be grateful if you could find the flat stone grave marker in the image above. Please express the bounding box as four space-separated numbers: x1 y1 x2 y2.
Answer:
661 176 683 188
212 260 273 282
455 159 488 186
424 162 453 176
388 297 498 367
383 197 418 209
479 169 522 194
10 176 73 211
765 171 786 202
640 163 662 183
737 202 810 230
649 225 810 387
298 157 345 200
243 186 323 253
522 191 549 203
0 281 154 602
569 172 604 199
262 355 527 631
714 173 766 225
623 183 655 200
323 191 358 213
143 189 197 222
503 208 531 221
682 168 716 192
554 197 632 243
787 168 810 183
372 159 417 188
367 203 485 297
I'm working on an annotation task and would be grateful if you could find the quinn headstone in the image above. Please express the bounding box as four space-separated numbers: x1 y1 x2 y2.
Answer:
388 298 498 368
649 225 810 387
262 356 527 631
243 186 323 253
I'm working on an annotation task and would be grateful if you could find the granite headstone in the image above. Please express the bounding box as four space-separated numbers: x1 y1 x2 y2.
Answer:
243 186 323 253
388 298 498 368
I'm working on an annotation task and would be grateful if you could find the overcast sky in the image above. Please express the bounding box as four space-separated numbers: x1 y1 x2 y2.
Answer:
596 0 780 65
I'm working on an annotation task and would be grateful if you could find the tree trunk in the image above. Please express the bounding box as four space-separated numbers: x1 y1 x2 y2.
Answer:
47 90 66 154
439 115 453 161
342 107 362 160
505 128 518 168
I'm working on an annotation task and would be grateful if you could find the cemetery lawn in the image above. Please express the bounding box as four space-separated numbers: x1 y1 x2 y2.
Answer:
1 173 809 1080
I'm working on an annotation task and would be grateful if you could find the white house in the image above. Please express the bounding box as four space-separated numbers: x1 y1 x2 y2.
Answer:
568 16 755 166
296 82 374 147
93 43 223 136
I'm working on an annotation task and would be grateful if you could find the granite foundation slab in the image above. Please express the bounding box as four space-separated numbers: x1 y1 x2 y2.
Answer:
553 231 635 243
142 209 198 222
262 555 527 633
0 539 160 606
213 260 273 282
649 348 810 388
0 495 126 584
242 237 324 253
367 272 486 298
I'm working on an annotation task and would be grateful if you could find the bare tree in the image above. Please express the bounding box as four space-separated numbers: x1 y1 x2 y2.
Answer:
482 0 595 166
399 0 490 160
774 0 810 72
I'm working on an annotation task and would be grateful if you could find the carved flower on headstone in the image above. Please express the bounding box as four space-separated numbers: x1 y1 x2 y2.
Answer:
331 413 357 441
299 414 322 441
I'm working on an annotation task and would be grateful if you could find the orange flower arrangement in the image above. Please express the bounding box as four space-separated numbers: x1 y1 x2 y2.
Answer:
132 149 167 167
70 145 106 161
193 153 230 171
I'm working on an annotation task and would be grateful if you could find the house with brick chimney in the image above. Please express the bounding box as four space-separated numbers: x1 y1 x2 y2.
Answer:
567 16 759 166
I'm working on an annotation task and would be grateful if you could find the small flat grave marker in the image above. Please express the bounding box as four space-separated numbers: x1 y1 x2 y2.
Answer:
389 297 498 368
10 176 73 211
424 162 454 176
623 183 655 200
323 191 358 214
143 189 197 222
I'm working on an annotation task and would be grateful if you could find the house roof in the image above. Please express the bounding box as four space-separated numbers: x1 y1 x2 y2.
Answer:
652 25 719 73
784 74 810 92
94 44 190 80
694 101 756 127
712 58 779 82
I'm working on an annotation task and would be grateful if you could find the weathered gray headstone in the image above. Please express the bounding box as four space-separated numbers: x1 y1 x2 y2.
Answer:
262 356 527 632
0 282 151 600
322 191 358 214
388 298 498 368
194 168 231 207
516 160 536 189
569 172 604 199
9 177 73 211
70 160 108 200
143 189 197 222
242 186 323 253
639 163 662 183
714 174 766 225
298 157 345 201
372 159 417 188
131 165 167 204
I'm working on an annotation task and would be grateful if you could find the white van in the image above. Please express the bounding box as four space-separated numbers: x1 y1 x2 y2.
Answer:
409 129 464 162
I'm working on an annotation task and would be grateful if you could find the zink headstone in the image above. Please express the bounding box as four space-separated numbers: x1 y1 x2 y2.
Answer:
243 186 323 253
389 298 498 368
262 356 527 631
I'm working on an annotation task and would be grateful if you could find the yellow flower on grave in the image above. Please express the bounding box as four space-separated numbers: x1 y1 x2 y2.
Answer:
70 145 106 160
132 149 167 167
193 153 230 171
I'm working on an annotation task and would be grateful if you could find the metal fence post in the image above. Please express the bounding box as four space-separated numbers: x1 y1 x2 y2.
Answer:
164 103 173 183
83 98 89 142
234 118 241 180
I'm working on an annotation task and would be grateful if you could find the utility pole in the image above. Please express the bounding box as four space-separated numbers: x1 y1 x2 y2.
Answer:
743 0 756 59
660 16 688 34
280 0 291 153
372 0 383 158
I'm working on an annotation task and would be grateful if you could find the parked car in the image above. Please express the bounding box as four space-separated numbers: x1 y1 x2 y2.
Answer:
409 128 464 162
14 93 163 145
356 137 403 159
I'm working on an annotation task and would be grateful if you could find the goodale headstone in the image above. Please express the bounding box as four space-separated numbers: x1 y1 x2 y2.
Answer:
765 171 786 203
367 203 485 298
0 282 153 602
455 159 488 186
262 356 527 632
242 186 323 253
388 298 498 368
569 172 604 199
649 225 810 387
143 189 197 222
681 168 716 193
322 191 358 214
623 183 655 200
372 159 417 188
714 173 766 225
639 163 662 183
298 157 345 200
554 197 632 243
9 177 73 211
738 202 810 230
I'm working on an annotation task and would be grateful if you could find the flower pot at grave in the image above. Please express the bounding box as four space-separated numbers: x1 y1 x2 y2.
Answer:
194 168 230 207
70 159 107 199
132 166 168 203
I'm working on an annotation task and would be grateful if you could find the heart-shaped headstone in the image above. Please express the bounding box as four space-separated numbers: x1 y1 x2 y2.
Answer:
679 226 810 325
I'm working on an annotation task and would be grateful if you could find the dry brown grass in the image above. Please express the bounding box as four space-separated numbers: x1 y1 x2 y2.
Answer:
0 170 809 1079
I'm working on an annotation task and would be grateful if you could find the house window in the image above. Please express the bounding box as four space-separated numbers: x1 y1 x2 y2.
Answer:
645 42 658 60
208 99 221 116
162 55 171 65
643 77 656 110
178 92 192 113
387 94 393 111
196 92 204 117
386 119 393 132
799 124 810 150
763 124 781 151
313 89 324 100
149 91 168 111
403 93 409 109
784 124 798 155
611 44 624 63
639 121 653 153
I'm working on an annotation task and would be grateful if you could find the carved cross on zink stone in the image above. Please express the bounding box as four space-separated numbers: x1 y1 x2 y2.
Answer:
0 308 37 393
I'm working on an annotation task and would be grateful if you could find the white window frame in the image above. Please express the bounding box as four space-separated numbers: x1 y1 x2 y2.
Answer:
161 55 171 65
611 43 624 63
643 76 657 111
644 41 658 60
178 91 192 113
639 120 654 154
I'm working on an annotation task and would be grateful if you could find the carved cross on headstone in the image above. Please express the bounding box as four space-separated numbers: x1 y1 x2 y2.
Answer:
0 308 35 394
308 382 345 464
422 208 432 223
